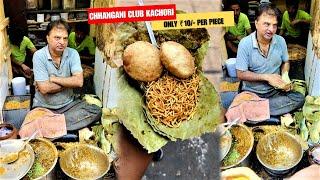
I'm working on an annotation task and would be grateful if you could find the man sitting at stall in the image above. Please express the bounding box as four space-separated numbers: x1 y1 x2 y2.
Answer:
236 4 304 116
8 26 37 78
279 0 311 46
225 0 252 58
32 19 101 131
68 22 95 65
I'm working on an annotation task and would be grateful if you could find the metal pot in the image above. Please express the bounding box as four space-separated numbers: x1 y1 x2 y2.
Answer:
59 144 110 180
256 132 303 175
221 124 254 169
29 138 58 180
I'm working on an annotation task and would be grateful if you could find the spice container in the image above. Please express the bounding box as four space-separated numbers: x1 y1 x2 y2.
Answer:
0 123 18 140
308 145 320 165
2 95 31 129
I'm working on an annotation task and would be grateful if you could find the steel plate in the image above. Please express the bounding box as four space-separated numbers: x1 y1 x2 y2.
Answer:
0 139 35 180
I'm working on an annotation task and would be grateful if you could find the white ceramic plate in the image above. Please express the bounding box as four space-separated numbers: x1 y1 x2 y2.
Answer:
0 139 35 180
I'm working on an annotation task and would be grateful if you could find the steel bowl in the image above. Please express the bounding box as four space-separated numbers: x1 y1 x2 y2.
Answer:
59 144 110 180
221 124 254 169
28 138 58 180
256 132 303 175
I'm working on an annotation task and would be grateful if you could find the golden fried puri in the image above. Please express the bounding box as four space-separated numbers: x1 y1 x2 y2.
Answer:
160 41 195 79
123 41 163 82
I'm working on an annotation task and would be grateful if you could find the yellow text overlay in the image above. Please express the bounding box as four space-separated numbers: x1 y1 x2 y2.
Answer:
151 11 234 30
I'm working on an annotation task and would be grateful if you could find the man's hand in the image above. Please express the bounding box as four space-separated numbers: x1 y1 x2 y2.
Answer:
49 75 57 83
225 33 237 41
21 64 32 78
266 74 287 89
290 19 300 27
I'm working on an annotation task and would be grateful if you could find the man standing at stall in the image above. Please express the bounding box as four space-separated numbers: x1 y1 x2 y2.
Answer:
279 0 311 46
9 26 37 79
68 22 95 65
236 4 304 116
225 0 252 58
32 19 101 130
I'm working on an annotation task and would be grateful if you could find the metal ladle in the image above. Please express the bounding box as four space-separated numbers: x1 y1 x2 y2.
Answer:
218 118 240 137
2 130 38 164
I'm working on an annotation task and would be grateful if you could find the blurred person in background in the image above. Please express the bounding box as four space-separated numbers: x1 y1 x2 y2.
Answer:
225 0 252 58
68 22 95 65
279 0 311 46
9 26 37 79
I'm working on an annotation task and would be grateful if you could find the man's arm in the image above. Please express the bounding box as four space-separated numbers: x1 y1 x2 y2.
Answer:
30 47 37 54
50 72 83 88
36 81 64 94
291 19 311 27
10 55 32 77
237 70 286 89
225 32 238 41
281 61 290 74
36 72 83 94
226 40 238 53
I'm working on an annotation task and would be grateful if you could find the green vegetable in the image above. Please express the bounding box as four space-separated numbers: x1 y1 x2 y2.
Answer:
292 80 307 96
101 108 119 135
314 97 320 105
303 106 320 123
83 94 102 107
309 120 320 143
299 118 309 141
222 148 240 166
92 125 112 154
27 162 45 179
100 130 111 154
305 96 314 104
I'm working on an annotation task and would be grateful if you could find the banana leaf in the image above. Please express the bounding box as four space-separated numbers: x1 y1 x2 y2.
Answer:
144 72 222 141
116 70 168 153
292 79 307 96
112 21 215 149
303 96 320 123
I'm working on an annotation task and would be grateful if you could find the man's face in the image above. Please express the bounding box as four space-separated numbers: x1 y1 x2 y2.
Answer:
231 4 240 21
75 30 85 43
288 6 298 18
46 26 68 53
255 12 277 40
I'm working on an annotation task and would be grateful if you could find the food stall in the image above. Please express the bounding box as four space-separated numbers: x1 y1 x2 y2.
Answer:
220 0 320 179
0 0 319 179
1 0 224 179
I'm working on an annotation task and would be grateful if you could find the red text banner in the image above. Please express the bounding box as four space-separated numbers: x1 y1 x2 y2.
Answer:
88 4 176 24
